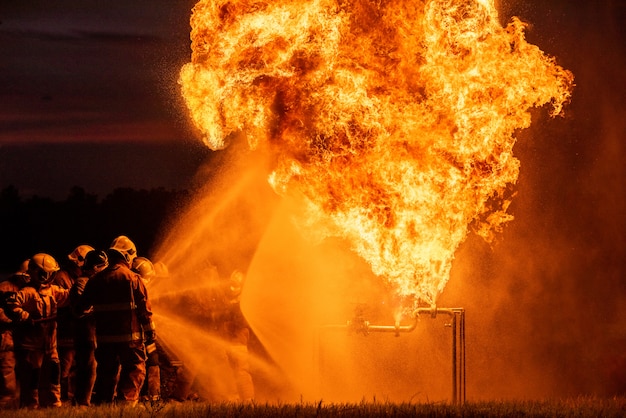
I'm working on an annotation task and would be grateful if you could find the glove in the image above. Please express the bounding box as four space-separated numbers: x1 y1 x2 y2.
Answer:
18 312 34 326
145 330 157 344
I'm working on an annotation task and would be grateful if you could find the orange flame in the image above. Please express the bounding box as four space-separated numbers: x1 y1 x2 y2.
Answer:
179 0 573 307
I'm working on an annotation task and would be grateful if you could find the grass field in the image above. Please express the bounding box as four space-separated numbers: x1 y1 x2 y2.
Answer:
1 397 625 417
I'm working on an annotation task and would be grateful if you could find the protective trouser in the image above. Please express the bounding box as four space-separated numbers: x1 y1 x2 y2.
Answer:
145 342 160 400
58 346 75 401
227 344 254 402
0 349 17 409
15 349 62 408
73 341 96 406
92 342 146 404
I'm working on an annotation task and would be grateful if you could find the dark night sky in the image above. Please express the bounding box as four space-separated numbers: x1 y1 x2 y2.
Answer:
0 0 625 399
0 1 624 200
0 0 204 199
0 0 197 143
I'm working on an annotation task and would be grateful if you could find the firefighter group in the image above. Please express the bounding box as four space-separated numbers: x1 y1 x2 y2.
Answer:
0 235 254 409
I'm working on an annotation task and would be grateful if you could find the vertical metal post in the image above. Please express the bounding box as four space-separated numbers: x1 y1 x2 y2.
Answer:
319 307 466 404
451 312 457 403
460 309 466 404
450 309 466 405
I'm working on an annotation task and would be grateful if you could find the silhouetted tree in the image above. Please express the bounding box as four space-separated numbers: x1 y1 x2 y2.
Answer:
0 185 191 275
0 186 28 270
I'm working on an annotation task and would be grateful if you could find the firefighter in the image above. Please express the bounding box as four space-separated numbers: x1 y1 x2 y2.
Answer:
5 253 70 409
76 236 155 407
0 260 30 409
70 249 108 406
52 244 94 404
132 256 160 402
222 270 254 402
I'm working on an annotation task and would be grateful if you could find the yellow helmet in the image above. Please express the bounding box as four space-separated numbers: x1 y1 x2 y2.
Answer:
109 235 137 265
13 259 32 286
132 256 155 283
28 253 60 285
18 259 30 274
68 244 95 268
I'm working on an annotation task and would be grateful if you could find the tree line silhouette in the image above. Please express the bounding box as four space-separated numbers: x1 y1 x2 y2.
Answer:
0 185 192 274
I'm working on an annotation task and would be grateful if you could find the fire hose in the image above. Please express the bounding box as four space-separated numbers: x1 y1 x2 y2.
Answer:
19 315 58 325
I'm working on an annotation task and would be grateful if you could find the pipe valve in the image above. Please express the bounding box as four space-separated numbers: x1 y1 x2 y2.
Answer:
347 315 370 336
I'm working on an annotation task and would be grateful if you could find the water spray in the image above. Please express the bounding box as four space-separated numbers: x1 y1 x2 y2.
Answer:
172 0 573 402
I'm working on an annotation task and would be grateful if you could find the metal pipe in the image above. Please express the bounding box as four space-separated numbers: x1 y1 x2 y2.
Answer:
365 320 417 336
319 306 466 404
452 313 457 403
460 309 466 403
325 306 463 336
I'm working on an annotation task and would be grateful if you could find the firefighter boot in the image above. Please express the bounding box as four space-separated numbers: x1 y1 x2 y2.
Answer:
60 376 69 401
49 384 62 407
147 365 161 401
47 360 62 407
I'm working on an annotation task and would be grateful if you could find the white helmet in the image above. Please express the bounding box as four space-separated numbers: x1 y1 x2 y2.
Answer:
68 244 95 268
28 253 60 286
109 235 137 265
132 256 155 283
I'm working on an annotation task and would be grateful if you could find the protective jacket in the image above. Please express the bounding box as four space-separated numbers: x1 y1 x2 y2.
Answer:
70 276 96 345
6 284 70 352
0 277 21 352
78 259 154 344
52 267 79 348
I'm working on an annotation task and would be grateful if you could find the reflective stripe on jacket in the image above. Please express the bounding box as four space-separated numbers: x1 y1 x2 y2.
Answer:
6 284 70 352
79 261 153 344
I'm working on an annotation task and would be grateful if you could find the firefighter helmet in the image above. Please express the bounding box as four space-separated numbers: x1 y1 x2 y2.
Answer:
132 256 156 283
109 235 137 265
68 244 95 267
83 250 109 275
229 270 245 295
18 259 30 274
28 253 60 285
14 259 32 286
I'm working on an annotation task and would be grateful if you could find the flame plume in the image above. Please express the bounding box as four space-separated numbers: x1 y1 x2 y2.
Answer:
179 0 573 306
